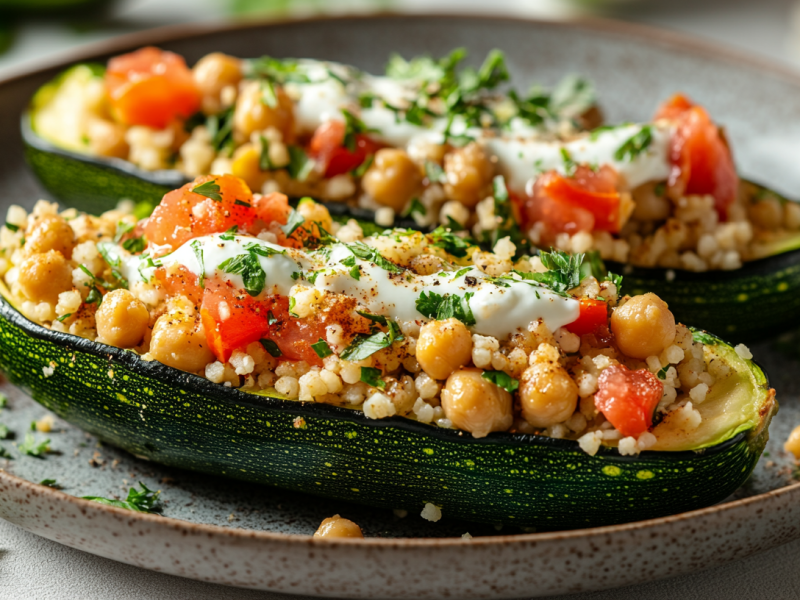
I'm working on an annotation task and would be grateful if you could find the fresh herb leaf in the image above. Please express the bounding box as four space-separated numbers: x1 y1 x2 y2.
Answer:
360 366 386 389
581 250 606 281
260 338 282 357
340 332 391 361
429 226 472 258
0 447 11 459
234 199 251 207
524 249 585 296
311 338 333 359
56 313 72 322
122 236 146 253
248 56 311 85
0 423 8 439
340 255 361 280
85 286 103 305
402 198 426 218
286 146 315 181
97 245 129 288
40 478 61 488
288 296 298 318
481 370 519 393
347 242 402 273
18 432 49 457
218 252 266 297
259 135 274 171
260 78 278 107
424 160 446 184
220 225 239 241
549 74 595 119
267 311 277 325
192 180 222 202
281 208 306 237
206 107 235 155
560 147 577 176
191 240 205 289
341 109 379 152
654 181 666 197
357 311 387 325
415 291 476 326
113 221 134 243
351 153 374 178
692 331 718 346
614 125 653 162
656 365 670 381
82 482 160 513
4 222 19 232
605 271 623 293
0 393 6 408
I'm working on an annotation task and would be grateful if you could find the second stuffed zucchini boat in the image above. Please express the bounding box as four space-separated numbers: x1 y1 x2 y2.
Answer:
0 174 777 528
21 48 800 340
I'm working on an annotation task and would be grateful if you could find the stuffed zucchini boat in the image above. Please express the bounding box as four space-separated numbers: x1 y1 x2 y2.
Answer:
0 174 777 528
21 47 800 340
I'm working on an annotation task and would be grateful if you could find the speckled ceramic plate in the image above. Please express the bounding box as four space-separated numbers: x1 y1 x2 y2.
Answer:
2 14 800 599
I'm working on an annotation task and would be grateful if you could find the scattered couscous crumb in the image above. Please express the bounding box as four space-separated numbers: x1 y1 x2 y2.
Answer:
461 532 473 540
420 502 442 522
785 424 800 459
735 344 753 360
42 364 55 378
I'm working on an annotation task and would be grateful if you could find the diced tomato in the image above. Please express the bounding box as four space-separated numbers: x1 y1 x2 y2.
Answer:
526 165 622 237
654 94 739 219
200 279 273 363
264 297 328 366
154 265 202 306
594 365 664 438
253 192 291 227
308 120 383 178
143 174 256 253
565 298 608 336
105 46 200 129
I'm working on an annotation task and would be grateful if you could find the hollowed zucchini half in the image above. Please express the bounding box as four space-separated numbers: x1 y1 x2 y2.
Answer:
0 284 776 529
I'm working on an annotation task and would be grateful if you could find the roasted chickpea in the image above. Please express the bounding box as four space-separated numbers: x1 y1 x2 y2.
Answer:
296 199 333 234
631 181 671 222
611 293 676 359
233 80 294 144
95 289 150 348
519 362 578 428
785 425 800 459
748 197 783 230
26 214 75 258
148 309 214 372
416 318 472 380
441 368 513 438
443 142 494 208
361 148 422 212
314 515 364 539
17 250 72 304
193 52 243 114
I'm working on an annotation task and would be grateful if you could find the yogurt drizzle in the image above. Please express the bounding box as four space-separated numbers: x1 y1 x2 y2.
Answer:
105 234 580 340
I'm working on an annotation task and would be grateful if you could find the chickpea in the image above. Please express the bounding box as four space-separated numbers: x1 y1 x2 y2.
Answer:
416 318 473 380
611 293 676 359
361 148 422 212
314 515 364 539
17 250 72 304
193 52 243 114
148 309 214 372
785 425 800 459
631 181 671 222
443 142 494 208
441 368 513 438
233 80 295 145
95 289 150 348
296 198 333 234
519 362 578 428
748 197 783 230
25 214 76 258
86 117 128 159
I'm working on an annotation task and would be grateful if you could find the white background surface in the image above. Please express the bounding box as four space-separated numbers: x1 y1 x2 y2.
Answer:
3 1 800 598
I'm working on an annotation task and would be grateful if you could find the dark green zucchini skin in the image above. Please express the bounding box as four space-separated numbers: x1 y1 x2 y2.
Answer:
0 297 773 529
610 251 800 343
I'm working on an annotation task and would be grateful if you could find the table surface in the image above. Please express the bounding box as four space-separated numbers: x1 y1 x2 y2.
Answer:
3 0 800 598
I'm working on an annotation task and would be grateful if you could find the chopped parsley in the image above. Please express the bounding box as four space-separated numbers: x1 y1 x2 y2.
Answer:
113 221 134 243
40 479 61 489
402 198 426 218
259 135 274 170
605 271 623 293
267 311 277 325
340 255 361 280
340 320 403 362
347 242 402 272
360 366 386 390
192 180 222 202
97 245 129 289
0 447 11 459
56 313 72 322
190 240 205 289
341 109 378 152
206 107 235 155
218 243 284 297
351 153 374 178
424 160 446 184
286 146 315 181
614 125 653 162
474 175 527 251
429 226 472 258
415 291 476 326
656 365 670 381
288 296 299 317
259 338 282 357
481 370 519 393
560 147 577 176
0 423 8 439
311 338 333 359
4 222 19 232
581 250 606 281
509 74 594 128
220 225 239 241
82 482 160 513
281 208 306 237
692 331 718 346
0 393 6 408
78 264 110 305
522 249 584 296
248 56 311 85
18 432 49 457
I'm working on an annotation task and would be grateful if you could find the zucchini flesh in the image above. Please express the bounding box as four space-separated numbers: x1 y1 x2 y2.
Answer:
0 294 776 529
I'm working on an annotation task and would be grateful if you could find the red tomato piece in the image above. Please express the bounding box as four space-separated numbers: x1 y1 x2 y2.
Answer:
263 297 328 366
594 365 664 438
154 265 202 306
106 46 200 129
565 298 608 336
143 174 256 253
532 165 622 233
200 279 273 363
654 94 739 219
308 120 383 178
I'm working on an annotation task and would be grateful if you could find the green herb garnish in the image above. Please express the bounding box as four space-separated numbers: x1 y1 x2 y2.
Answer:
191 240 205 289
429 226 472 258
311 338 333 359
481 370 519 393
40 479 61 489
614 125 653 162
82 482 160 513
192 180 222 202
360 366 386 390
402 198 426 218
415 291 476 326
692 331 718 346
4 222 19 232
18 432 49 457
220 225 239 241
259 338 282 357
281 208 306 237
286 146 316 181
347 242 402 273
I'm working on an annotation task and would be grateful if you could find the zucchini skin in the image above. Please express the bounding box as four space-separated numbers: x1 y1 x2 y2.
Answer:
0 298 772 529
611 251 800 343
